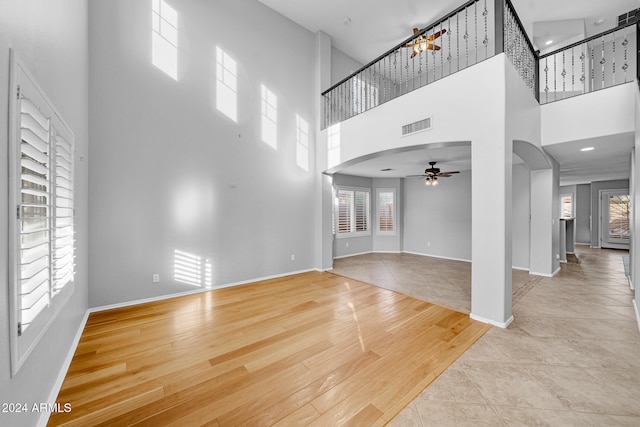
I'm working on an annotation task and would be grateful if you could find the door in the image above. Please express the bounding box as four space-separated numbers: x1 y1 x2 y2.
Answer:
601 190 630 249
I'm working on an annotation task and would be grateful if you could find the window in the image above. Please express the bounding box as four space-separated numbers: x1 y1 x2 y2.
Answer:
560 194 573 218
295 115 309 171
335 187 370 237
377 189 396 235
8 53 75 375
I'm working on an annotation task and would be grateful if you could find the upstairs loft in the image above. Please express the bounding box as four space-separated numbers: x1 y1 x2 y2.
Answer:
320 0 639 164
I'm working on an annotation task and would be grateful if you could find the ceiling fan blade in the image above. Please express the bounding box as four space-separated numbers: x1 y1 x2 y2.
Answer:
440 170 460 174
438 173 452 177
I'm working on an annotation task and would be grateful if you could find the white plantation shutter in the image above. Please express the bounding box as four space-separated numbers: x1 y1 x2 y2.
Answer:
18 88 52 333
335 187 370 236
9 52 75 376
52 131 75 294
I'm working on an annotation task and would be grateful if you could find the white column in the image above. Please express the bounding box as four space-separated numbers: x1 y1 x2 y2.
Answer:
529 159 560 276
471 137 513 328
314 31 334 271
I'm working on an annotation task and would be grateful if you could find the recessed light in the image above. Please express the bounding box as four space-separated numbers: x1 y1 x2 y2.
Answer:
380 168 393 171
343 17 351 25
545 40 553 46
580 147 595 152
594 18 605 26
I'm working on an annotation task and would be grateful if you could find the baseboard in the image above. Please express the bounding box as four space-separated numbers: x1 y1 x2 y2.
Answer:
38 309 90 427
628 276 634 291
634 299 640 333
512 266 530 272
90 268 318 313
372 250 402 254
470 313 514 329
402 251 471 263
531 266 561 277
333 251 373 259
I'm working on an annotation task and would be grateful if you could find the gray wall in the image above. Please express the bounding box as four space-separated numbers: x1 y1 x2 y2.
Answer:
512 163 531 269
576 184 591 244
331 47 362 86
333 174 373 257
403 170 473 260
590 179 630 247
89 0 318 306
0 1 90 426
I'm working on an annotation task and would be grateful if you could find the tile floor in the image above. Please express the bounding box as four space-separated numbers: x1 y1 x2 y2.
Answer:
331 246 640 426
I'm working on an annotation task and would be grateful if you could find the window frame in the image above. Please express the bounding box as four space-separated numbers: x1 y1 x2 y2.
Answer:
8 51 75 376
335 186 371 238
376 188 397 236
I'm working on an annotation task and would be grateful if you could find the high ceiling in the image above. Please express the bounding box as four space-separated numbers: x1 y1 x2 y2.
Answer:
258 0 640 185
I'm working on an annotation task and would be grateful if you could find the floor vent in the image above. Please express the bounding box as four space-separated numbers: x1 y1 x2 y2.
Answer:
402 117 432 136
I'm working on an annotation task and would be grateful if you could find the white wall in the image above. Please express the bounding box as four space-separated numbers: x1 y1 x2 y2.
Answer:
321 55 508 166
89 0 318 306
331 47 362 87
542 82 636 146
0 1 89 426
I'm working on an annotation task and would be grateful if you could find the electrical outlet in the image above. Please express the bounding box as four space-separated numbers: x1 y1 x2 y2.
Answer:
291 254 295 261
152 274 160 283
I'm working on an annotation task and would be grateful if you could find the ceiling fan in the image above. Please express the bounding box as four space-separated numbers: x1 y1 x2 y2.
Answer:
407 161 460 186
403 28 447 58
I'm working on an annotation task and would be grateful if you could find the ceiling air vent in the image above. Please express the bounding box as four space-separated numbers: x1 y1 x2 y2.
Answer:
402 117 432 136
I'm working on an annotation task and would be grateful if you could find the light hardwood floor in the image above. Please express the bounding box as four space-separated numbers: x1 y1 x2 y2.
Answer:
49 271 490 426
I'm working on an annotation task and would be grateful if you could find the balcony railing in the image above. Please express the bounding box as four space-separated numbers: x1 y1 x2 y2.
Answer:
538 22 637 104
322 0 640 127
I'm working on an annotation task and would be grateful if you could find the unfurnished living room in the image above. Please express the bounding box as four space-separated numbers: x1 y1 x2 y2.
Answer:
1 0 640 426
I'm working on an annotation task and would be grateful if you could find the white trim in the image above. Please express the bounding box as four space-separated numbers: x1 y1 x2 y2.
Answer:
470 313 514 328
402 250 471 263
333 251 373 259
634 299 640 333
512 266 530 272
529 266 561 277
575 242 590 246
372 250 402 254
629 276 634 290
90 268 318 313
37 310 90 427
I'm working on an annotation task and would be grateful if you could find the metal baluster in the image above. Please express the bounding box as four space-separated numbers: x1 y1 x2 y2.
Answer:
553 54 556 100
474 1 478 64
590 44 594 92
433 21 444 78
405 47 409 93
562 51 566 98
447 16 452 76
622 36 629 82
456 13 460 72
580 49 586 93
571 47 575 95
544 57 549 103
600 37 605 89
418 43 422 87
394 51 398 98
483 0 488 59
464 7 469 68
612 33 616 86
432 26 437 82
412 44 415 91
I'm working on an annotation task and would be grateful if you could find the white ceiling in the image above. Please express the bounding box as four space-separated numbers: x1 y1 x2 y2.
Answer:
258 0 640 185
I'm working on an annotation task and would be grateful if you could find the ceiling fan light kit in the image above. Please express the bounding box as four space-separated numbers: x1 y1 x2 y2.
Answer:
408 161 459 187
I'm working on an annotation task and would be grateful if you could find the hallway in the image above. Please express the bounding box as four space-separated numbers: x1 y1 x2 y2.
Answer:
334 247 640 425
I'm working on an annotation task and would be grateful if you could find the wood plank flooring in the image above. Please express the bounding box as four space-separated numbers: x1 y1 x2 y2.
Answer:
48 271 490 426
